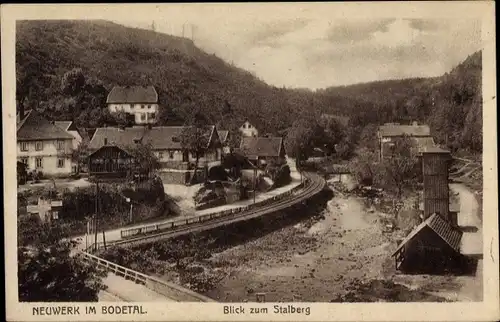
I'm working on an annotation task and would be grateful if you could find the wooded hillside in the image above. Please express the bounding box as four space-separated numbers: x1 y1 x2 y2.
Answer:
16 20 482 153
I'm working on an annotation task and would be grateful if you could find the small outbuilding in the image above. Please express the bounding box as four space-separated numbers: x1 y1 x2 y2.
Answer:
392 213 464 273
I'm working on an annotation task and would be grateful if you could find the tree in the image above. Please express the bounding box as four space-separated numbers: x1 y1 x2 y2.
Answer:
180 109 210 184
349 148 379 186
126 142 160 180
70 141 90 174
61 68 86 96
320 117 347 155
379 135 419 199
285 116 324 171
17 219 106 301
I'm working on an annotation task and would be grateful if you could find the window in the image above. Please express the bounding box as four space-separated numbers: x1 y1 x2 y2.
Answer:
141 113 146 121
20 157 28 165
57 140 65 151
169 151 174 159
20 142 28 151
158 152 163 159
150 113 156 119
142 104 145 109
35 157 43 169
35 141 43 151
57 158 65 168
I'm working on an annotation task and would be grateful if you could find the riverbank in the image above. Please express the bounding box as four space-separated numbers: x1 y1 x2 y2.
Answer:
201 185 482 302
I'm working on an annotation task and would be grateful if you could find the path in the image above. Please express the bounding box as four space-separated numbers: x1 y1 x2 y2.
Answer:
450 183 483 301
450 183 483 256
99 274 176 302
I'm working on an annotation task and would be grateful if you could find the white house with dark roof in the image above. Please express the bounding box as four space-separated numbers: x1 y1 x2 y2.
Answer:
17 110 74 176
106 85 159 124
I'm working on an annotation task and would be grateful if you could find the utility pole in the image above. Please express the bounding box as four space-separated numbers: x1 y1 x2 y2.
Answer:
101 188 106 250
94 181 98 252
253 167 257 204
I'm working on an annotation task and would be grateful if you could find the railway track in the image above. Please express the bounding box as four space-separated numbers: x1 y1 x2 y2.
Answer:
88 172 325 250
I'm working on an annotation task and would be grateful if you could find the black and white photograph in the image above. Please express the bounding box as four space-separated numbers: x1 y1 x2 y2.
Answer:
3 2 498 322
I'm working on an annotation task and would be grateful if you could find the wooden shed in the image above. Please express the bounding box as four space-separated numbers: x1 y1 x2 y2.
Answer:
88 145 134 180
392 213 463 273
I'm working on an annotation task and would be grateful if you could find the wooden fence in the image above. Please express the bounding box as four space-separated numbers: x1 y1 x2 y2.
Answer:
79 251 215 302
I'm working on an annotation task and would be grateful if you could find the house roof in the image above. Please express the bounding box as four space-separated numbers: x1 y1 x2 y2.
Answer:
420 146 451 154
217 130 229 143
17 110 74 141
379 124 431 137
392 213 463 256
106 86 158 104
88 125 217 151
54 121 72 132
239 136 284 158
412 137 436 153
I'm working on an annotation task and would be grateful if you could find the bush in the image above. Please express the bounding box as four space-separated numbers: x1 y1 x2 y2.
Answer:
265 164 291 188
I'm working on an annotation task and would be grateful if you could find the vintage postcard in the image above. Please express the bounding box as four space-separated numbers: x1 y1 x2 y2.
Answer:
2 2 499 321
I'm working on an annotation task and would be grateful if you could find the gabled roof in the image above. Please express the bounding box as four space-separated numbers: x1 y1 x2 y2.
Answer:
106 86 158 104
217 130 229 143
392 213 463 256
54 121 72 132
17 110 74 141
379 124 431 137
88 125 217 151
239 137 284 158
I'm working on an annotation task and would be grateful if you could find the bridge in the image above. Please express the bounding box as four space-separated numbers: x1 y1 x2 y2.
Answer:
79 172 326 301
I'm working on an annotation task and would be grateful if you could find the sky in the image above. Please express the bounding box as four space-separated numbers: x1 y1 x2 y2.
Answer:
113 4 482 90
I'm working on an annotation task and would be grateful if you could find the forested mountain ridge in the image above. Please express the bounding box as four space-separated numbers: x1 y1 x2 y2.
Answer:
16 20 308 134
16 20 482 153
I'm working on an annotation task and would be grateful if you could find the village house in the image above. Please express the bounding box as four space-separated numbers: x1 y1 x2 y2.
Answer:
17 109 74 177
239 120 259 137
239 136 286 168
55 121 83 150
88 125 222 184
106 85 159 125
377 122 435 161
217 130 231 154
